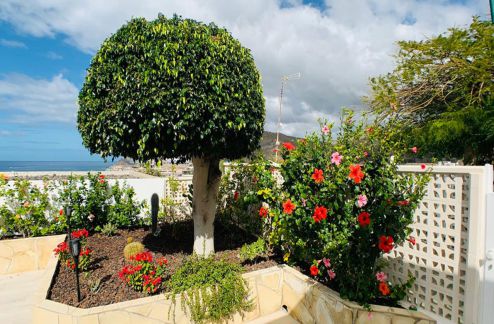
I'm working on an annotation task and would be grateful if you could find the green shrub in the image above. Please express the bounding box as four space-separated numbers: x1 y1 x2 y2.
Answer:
0 178 60 237
256 111 430 306
239 238 267 263
168 256 252 323
56 173 146 230
216 156 279 239
100 223 118 236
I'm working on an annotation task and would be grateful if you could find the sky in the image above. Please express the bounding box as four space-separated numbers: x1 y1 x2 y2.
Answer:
0 0 490 161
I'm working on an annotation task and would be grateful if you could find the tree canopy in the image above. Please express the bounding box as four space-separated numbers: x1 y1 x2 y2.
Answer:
78 15 265 162
367 18 494 164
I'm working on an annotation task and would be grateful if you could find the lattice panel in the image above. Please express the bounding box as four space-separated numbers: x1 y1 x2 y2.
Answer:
164 177 192 218
386 173 470 324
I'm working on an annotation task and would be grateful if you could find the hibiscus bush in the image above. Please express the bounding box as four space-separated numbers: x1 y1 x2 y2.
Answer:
262 111 430 305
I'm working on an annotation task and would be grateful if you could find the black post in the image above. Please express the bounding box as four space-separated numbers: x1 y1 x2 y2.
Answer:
151 193 159 234
69 238 81 302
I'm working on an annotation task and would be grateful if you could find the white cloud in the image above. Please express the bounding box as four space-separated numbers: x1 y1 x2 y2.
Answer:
0 38 26 48
0 0 488 136
0 74 78 123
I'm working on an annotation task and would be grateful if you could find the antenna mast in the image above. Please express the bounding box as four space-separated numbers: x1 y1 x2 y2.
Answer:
275 72 301 162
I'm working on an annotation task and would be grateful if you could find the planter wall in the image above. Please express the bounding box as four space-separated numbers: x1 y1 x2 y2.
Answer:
33 256 435 324
0 234 65 274
281 266 435 324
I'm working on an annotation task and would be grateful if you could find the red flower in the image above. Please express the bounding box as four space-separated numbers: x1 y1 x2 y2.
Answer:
313 206 327 223
71 228 89 239
54 241 68 254
59 209 64 216
99 174 106 184
157 258 168 266
378 282 390 296
397 200 409 206
411 147 418 154
99 174 105 179
80 248 92 256
282 142 296 151
366 127 374 134
407 236 416 245
357 211 371 227
131 251 153 262
311 168 324 184
282 199 296 214
378 235 394 253
310 265 319 276
259 206 269 218
348 164 364 184
420 164 426 170
234 191 239 201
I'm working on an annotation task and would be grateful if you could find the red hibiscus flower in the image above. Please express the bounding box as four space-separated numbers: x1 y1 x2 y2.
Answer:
59 209 64 216
378 235 394 253
310 265 319 276
259 206 269 218
282 142 296 151
282 199 296 214
313 206 328 223
407 236 416 245
378 282 390 296
420 164 426 170
348 164 364 184
311 168 324 184
358 211 371 227
234 191 239 201
397 200 410 206
411 146 418 153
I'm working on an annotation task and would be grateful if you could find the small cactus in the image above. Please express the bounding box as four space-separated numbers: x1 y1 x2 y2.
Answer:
124 241 144 260
127 236 134 244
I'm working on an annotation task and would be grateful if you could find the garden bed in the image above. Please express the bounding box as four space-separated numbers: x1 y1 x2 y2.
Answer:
48 221 278 308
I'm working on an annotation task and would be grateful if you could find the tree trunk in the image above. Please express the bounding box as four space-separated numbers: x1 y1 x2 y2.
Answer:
191 157 222 256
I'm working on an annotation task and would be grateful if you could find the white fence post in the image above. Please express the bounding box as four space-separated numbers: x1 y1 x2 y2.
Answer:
480 165 494 324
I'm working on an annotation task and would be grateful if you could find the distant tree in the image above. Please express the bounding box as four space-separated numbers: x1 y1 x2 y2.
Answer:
367 18 494 164
77 15 265 255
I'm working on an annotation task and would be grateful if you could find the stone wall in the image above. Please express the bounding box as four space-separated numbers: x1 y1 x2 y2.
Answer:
282 266 436 324
33 261 436 324
0 234 65 274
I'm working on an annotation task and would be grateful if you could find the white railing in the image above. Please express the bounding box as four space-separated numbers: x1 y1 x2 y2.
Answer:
388 164 494 324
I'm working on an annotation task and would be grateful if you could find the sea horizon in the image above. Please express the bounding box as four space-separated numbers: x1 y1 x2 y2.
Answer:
0 161 114 172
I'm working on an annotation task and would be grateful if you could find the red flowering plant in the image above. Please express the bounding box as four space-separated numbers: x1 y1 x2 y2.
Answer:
53 228 93 271
118 251 168 294
263 110 430 306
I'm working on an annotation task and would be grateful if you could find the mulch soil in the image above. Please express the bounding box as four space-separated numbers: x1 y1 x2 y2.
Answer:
48 221 280 308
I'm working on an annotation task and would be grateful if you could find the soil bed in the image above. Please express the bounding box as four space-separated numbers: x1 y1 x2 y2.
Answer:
48 221 279 308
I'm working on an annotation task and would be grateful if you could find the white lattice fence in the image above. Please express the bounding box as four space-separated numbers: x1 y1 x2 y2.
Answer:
387 165 493 324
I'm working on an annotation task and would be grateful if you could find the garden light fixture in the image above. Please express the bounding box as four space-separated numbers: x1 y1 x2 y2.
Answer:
69 237 81 302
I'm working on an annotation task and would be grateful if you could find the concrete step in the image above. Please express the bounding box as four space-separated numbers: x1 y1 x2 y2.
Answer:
244 310 299 324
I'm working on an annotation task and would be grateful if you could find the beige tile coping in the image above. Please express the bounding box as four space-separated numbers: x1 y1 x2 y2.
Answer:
33 251 436 324
0 234 66 275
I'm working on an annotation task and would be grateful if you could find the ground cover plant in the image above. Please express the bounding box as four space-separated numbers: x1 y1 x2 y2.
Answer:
169 256 252 323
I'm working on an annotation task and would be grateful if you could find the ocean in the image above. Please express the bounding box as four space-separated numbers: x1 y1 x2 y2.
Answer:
0 161 113 172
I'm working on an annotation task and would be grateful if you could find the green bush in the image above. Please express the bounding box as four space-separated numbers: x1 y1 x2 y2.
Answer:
168 256 252 323
257 111 430 306
0 177 60 237
216 156 279 238
239 238 267 263
100 223 118 236
56 173 146 230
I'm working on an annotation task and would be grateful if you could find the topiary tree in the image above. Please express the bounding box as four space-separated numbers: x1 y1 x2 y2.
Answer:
77 15 265 256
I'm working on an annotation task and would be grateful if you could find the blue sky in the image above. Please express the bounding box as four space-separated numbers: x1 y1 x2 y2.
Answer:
0 0 487 161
